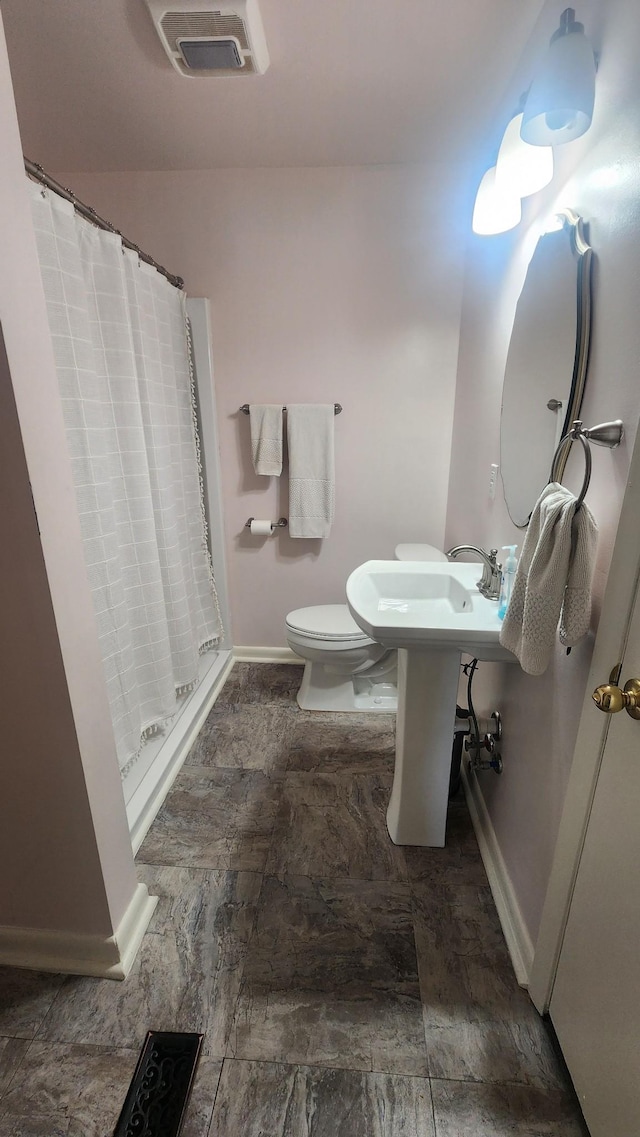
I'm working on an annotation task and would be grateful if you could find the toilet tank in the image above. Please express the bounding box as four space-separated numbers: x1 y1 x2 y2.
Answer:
395 543 448 562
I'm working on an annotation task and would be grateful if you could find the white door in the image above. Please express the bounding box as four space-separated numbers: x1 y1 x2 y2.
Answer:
549 576 640 1135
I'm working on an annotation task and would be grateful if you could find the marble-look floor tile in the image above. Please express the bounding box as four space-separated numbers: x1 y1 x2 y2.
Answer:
414 879 564 1088
266 772 407 881
0 1039 29 1099
229 875 427 1075
215 663 303 709
443 798 482 854
284 711 396 775
431 1078 588 1136
38 869 261 1058
209 1058 435 1137
0 1042 222 1137
137 767 280 870
0 971 65 1040
211 666 243 709
425 1019 567 1089
404 800 485 884
185 704 294 773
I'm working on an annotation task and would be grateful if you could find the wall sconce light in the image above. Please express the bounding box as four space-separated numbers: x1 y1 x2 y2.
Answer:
495 112 554 198
472 167 522 236
521 8 596 146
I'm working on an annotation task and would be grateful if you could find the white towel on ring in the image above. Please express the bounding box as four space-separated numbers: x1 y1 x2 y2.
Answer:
499 482 597 675
560 500 598 647
249 404 283 476
287 404 335 538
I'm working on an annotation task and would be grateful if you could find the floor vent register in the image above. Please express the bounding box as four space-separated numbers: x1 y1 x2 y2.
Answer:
113 1031 203 1137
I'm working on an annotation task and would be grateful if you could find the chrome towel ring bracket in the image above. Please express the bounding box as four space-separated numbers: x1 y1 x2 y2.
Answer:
550 419 624 509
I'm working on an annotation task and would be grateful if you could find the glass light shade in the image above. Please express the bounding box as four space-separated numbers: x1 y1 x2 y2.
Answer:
472 167 522 236
521 15 595 146
495 113 554 197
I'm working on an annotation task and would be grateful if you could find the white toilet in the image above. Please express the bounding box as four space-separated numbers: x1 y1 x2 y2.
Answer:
285 543 448 712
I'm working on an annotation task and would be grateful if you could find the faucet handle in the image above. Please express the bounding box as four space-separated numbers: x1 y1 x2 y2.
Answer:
477 549 502 600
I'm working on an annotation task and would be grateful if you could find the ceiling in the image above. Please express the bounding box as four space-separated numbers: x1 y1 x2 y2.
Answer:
2 0 544 172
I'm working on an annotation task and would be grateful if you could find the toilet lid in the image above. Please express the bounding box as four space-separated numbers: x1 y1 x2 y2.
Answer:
286 604 370 641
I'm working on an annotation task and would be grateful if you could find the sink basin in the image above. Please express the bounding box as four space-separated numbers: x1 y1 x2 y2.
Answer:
346 559 514 662
345 559 514 849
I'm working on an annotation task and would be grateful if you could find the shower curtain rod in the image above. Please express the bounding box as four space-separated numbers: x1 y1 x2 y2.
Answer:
24 158 184 290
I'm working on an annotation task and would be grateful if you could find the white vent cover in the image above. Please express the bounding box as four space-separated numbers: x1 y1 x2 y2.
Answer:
144 0 269 76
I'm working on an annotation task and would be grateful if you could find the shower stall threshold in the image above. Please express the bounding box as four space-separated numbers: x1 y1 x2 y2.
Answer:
124 649 233 853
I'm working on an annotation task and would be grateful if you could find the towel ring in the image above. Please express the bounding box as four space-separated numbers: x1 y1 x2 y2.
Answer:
551 428 592 509
550 419 624 510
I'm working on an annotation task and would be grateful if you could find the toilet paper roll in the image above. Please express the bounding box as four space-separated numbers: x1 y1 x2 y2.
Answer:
250 519 275 536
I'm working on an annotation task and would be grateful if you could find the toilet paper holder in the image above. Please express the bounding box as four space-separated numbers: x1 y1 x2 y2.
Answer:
245 517 288 529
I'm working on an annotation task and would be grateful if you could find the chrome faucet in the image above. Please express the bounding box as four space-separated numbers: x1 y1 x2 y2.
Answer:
446 544 502 601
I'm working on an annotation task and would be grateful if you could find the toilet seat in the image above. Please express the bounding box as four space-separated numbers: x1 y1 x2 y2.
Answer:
286 604 372 646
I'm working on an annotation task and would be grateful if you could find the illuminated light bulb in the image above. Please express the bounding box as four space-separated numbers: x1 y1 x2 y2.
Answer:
472 167 522 236
544 213 565 233
495 113 554 197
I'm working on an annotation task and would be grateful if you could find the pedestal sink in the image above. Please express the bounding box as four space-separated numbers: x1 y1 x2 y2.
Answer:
346 560 514 847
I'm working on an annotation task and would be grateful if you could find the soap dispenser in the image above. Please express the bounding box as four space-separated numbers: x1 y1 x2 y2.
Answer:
498 545 518 620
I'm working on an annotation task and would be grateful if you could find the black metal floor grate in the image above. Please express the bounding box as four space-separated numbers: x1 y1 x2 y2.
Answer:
113 1031 203 1137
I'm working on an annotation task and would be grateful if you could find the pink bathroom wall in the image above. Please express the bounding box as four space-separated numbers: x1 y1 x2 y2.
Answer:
0 13 138 938
445 0 640 943
58 165 467 646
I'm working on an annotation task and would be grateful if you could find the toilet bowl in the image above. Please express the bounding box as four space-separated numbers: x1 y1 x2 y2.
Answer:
286 543 448 712
286 604 397 712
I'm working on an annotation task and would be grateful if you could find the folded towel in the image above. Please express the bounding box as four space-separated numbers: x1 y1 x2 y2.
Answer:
287 404 335 539
500 482 597 675
250 404 283 476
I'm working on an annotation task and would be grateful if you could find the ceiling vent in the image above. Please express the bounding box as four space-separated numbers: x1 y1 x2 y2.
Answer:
144 0 269 76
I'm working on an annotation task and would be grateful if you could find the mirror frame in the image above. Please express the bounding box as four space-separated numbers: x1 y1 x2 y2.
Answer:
501 209 594 528
552 209 593 490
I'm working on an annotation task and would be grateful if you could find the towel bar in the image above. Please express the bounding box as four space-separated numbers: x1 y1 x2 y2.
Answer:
240 403 342 415
550 419 624 508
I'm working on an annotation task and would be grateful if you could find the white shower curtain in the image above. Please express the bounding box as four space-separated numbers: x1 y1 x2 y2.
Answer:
30 181 223 774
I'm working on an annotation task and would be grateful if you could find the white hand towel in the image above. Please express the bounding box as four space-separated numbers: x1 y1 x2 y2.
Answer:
560 501 598 646
250 404 283 476
500 482 591 675
287 404 335 539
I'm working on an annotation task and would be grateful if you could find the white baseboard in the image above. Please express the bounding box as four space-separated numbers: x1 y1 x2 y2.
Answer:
0 883 158 980
127 650 234 854
233 646 304 664
462 763 534 987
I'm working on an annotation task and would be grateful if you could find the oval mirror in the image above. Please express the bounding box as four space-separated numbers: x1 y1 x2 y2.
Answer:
500 210 593 527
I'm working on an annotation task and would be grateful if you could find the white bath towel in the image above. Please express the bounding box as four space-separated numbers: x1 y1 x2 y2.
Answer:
500 482 598 675
560 502 599 647
287 404 335 538
249 404 283 476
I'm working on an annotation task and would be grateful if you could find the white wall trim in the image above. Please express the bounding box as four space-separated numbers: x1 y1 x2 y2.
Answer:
463 763 534 987
127 650 233 854
233 646 304 664
0 883 157 980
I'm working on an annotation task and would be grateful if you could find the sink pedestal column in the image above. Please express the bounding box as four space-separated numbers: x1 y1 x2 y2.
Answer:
387 647 461 847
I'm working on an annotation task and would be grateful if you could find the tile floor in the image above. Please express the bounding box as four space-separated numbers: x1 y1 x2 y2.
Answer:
0 663 588 1136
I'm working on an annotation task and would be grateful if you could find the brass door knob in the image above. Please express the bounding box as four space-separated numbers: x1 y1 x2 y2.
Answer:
592 676 640 719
